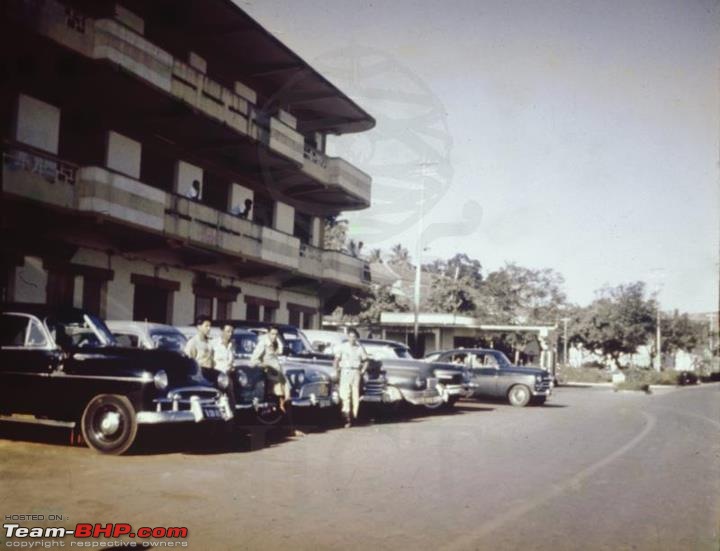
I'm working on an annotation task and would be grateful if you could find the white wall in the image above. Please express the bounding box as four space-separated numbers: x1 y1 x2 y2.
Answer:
16 94 60 154
12 257 47 303
274 201 294 234
106 131 141 179
229 183 254 219
174 160 203 198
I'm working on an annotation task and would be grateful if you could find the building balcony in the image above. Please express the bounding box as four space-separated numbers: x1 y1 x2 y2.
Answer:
1 144 370 288
15 0 369 211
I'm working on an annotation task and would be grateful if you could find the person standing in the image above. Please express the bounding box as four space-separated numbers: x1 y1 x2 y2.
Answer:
334 328 368 428
250 326 303 436
184 315 214 379
213 324 237 405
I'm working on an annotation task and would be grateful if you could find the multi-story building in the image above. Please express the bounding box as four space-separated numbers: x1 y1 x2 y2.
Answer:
1 0 374 328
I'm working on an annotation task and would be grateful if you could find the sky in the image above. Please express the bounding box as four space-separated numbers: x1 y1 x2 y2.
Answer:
241 0 720 314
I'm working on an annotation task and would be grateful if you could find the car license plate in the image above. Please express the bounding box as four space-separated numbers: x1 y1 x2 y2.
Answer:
202 407 220 419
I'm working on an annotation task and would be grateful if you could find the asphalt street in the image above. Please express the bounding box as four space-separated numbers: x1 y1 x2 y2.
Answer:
1 384 718 550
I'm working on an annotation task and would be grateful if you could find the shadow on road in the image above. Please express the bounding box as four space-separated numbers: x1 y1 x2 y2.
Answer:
0 400 500 456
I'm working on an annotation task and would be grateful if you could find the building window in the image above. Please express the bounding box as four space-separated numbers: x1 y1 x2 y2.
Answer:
216 299 232 320
288 309 301 327
263 306 276 323
287 303 317 329
194 295 213 320
294 212 313 244
130 274 179 324
246 303 260 321
46 270 74 307
303 312 314 330
82 278 105 317
253 195 274 228
245 296 279 323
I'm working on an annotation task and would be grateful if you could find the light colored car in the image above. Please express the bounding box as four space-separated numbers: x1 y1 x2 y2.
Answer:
303 329 348 355
107 321 187 354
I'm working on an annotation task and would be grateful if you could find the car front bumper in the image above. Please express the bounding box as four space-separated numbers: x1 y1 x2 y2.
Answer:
140 389 234 424
291 390 340 408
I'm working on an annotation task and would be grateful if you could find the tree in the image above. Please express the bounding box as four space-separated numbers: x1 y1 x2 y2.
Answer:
358 284 409 325
323 216 348 250
572 282 656 368
423 253 483 288
480 263 567 323
424 273 480 314
661 313 705 353
388 244 411 266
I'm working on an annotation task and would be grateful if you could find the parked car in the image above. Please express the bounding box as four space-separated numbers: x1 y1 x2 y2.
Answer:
426 348 553 406
303 329 348 355
107 320 187 354
358 339 468 409
0 305 233 454
182 323 339 424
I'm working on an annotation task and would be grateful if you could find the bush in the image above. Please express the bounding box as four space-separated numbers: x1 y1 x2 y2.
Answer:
614 368 698 391
557 366 611 384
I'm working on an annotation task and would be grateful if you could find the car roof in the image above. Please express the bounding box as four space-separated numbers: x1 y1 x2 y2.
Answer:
440 348 499 355
106 320 181 332
359 338 409 348
216 320 299 331
2 303 87 319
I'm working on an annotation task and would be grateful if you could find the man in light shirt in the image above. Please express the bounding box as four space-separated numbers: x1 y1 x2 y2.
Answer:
213 324 235 373
334 328 368 428
184 315 214 378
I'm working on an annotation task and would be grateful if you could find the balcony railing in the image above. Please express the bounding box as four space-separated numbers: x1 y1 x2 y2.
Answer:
18 0 372 209
2 144 370 287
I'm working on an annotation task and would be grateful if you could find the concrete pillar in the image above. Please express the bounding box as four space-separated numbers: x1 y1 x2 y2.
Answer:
106 131 141 179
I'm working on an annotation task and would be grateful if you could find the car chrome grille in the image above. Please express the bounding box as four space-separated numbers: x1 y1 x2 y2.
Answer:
299 382 330 399
363 376 386 396
167 387 219 401
427 378 439 391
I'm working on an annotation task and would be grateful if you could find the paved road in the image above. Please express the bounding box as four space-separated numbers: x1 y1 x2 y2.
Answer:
1 384 718 550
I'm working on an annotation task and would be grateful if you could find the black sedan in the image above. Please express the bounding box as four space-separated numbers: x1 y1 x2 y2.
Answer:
0 305 233 454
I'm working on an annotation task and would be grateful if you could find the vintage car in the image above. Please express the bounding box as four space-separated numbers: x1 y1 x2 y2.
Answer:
427 348 553 406
303 329 347 355
180 323 339 425
358 339 468 410
107 320 187 354
0 305 233 454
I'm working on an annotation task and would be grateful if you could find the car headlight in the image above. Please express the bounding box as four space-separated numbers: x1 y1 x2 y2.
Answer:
414 376 425 389
536 375 543 382
216 372 230 389
236 370 249 387
153 370 169 390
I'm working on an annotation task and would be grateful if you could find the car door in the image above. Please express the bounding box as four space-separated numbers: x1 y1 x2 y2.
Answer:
467 353 501 397
0 313 62 415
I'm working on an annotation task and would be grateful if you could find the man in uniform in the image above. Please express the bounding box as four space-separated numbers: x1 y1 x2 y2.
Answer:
334 328 368 428
184 315 214 379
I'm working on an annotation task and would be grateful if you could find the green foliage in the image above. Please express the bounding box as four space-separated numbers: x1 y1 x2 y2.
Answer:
661 313 705 353
571 282 656 366
358 284 409 325
480 263 567 323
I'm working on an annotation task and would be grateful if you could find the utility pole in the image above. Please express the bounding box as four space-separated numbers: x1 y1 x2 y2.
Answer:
654 307 662 371
561 317 570 366
412 161 437 355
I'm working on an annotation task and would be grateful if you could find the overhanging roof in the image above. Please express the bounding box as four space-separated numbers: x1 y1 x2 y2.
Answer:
74 0 375 135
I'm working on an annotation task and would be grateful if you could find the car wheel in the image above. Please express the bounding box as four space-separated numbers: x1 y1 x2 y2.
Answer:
255 401 285 426
81 394 138 455
507 385 532 407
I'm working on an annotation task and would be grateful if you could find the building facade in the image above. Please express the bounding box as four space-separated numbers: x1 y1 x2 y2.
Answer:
1 0 374 327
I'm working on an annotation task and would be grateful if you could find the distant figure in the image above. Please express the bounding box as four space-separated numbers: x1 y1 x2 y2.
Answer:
187 179 201 200
238 198 253 218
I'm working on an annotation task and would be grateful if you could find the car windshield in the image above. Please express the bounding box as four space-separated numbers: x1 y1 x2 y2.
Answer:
47 313 117 349
150 330 187 353
362 343 411 360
